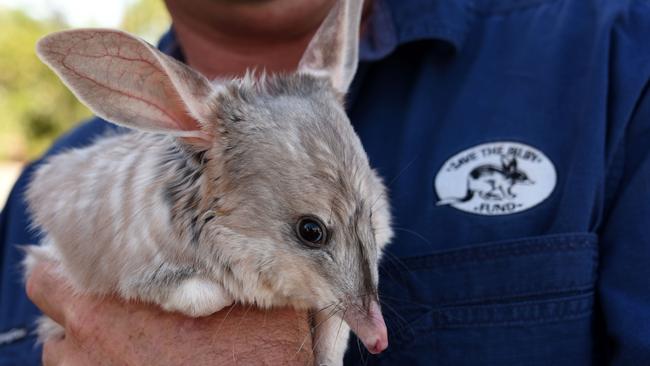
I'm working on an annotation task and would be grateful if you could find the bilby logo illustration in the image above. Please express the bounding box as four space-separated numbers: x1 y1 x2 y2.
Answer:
435 142 556 216
438 155 533 203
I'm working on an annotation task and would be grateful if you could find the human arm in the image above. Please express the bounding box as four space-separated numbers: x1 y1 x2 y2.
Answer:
27 261 313 366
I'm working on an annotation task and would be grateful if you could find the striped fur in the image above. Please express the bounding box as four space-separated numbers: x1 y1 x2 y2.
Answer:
26 1 392 363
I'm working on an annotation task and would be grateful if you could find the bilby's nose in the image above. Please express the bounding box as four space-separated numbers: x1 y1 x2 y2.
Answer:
344 300 388 354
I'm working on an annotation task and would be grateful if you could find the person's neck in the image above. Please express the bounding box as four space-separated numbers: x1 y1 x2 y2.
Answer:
165 0 371 79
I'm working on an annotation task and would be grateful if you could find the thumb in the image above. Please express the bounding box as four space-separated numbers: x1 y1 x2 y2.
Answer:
26 261 74 326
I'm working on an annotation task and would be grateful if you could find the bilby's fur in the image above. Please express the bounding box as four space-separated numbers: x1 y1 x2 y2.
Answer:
25 1 393 364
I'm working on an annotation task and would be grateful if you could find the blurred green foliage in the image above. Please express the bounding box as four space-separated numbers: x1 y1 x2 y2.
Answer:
0 0 170 162
121 0 172 43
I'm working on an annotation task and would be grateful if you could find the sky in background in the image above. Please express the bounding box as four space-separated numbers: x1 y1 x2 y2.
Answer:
0 0 131 27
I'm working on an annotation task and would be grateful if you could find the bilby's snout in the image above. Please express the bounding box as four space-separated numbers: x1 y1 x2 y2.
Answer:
343 299 388 354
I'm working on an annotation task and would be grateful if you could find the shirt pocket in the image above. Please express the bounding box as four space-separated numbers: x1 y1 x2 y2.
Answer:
374 233 598 366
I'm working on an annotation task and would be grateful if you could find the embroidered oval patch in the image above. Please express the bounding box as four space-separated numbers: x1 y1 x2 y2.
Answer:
434 141 556 216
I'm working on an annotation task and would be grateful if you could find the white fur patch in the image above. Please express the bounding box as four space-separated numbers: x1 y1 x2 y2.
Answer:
161 278 233 317
36 316 64 344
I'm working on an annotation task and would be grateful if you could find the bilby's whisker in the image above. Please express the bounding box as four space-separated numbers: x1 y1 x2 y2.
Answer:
370 154 420 212
390 227 433 246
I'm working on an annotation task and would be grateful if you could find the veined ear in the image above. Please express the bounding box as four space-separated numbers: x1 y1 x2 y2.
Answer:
36 29 216 148
298 0 363 94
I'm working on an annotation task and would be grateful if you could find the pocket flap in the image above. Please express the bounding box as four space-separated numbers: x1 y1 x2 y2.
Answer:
379 233 598 340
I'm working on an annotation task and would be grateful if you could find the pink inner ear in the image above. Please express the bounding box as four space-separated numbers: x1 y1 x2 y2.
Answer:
37 29 209 136
163 90 204 134
297 0 362 94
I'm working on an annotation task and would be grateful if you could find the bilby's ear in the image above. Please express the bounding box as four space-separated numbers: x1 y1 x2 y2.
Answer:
297 0 363 94
501 155 517 171
37 29 216 148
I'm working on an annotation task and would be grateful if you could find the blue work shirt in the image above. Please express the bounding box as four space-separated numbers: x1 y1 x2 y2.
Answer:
2 0 650 364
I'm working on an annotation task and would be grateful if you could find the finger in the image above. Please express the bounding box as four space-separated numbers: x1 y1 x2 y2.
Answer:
42 337 66 366
26 262 73 325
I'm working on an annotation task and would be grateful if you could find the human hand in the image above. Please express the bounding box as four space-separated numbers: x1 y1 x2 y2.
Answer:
26 262 313 365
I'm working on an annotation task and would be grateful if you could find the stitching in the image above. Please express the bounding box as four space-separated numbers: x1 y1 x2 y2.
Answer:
383 233 597 271
434 311 592 329
390 293 593 344
431 293 593 327
396 250 597 272
412 284 595 308
467 0 563 16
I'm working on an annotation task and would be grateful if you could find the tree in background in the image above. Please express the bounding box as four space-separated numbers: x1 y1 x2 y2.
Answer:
0 0 170 162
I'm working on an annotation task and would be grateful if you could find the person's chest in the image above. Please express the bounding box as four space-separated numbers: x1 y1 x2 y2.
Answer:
345 3 621 363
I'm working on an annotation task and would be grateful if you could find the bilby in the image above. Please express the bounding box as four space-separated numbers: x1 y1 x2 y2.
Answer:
23 0 393 364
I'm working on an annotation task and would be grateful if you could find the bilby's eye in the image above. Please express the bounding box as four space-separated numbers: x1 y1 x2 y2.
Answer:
295 216 328 247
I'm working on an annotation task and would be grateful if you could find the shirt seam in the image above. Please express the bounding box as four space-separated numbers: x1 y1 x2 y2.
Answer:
384 233 597 270
468 0 563 16
418 284 595 309
390 293 593 344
